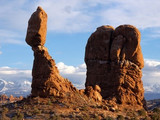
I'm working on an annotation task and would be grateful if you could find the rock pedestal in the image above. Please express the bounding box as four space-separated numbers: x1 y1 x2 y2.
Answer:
85 25 145 106
26 7 76 97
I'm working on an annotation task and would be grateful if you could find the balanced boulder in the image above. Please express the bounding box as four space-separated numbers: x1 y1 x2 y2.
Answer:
26 7 76 97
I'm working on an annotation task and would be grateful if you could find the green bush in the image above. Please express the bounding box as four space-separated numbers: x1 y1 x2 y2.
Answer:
130 118 139 120
151 113 160 120
0 107 9 120
33 107 41 114
12 110 24 120
117 115 125 120
137 109 146 116
105 116 114 120
153 108 160 113
50 115 61 120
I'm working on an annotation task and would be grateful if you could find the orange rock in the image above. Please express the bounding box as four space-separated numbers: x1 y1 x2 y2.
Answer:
85 24 145 107
26 7 77 97
85 25 114 62
9 95 14 102
26 6 47 47
85 85 102 102
112 25 144 69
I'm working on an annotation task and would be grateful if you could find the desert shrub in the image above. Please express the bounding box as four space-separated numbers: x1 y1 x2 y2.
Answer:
130 118 139 120
22 104 28 109
144 116 151 120
12 110 24 120
33 107 41 114
80 114 90 120
50 114 61 120
81 106 88 111
14 103 17 108
117 115 125 120
0 107 9 120
151 113 160 120
50 96 56 102
126 111 138 117
48 99 52 105
153 107 160 113
105 116 114 120
94 114 100 120
3 107 8 113
137 109 146 116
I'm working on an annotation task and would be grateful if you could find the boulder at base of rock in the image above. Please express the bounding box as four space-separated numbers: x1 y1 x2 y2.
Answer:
85 85 102 102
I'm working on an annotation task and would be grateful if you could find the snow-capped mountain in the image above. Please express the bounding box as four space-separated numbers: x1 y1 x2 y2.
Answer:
0 67 32 96
144 84 160 100
0 78 31 97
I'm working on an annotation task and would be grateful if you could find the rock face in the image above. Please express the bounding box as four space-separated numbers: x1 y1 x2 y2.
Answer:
26 7 76 97
85 85 102 102
26 7 47 47
85 25 145 106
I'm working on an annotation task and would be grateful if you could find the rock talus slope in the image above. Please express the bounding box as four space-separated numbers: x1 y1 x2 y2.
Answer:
85 25 145 106
26 7 76 97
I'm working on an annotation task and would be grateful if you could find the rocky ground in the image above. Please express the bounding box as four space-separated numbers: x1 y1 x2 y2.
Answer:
0 94 160 120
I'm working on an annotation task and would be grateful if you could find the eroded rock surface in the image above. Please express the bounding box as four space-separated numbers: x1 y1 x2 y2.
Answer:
26 7 76 97
85 25 145 106
26 7 47 47
85 85 102 102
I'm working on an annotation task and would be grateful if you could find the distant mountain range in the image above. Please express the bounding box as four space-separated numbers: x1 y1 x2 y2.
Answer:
0 78 160 100
0 79 31 97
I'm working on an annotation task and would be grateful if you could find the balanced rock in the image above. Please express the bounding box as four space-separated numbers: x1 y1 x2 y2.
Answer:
26 6 47 47
85 25 145 107
26 7 76 97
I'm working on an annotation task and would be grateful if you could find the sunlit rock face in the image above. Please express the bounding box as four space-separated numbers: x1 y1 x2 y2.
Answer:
85 25 145 106
26 7 76 97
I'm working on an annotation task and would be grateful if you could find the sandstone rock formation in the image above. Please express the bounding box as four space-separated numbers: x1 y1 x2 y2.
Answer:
26 7 47 47
26 7 76 97
85 85 102 102
85 25 145 106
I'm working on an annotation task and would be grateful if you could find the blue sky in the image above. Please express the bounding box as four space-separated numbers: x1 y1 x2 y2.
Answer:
0 0 160 93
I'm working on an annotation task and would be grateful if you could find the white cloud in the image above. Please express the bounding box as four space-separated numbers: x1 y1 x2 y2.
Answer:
35 0 160 31
0 0 160 33
0 66 31 81
36 0 93 32
0 51 2 55
0 0 33 31
142 59 160 93
144 59 160 67
56 62 86 89
0 66 32 96
100 1 160 29
57 59 160 92
0 29 25 45
0 59 160 95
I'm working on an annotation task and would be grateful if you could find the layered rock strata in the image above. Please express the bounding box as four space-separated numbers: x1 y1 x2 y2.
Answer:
26 7 76 97
85 25 145 106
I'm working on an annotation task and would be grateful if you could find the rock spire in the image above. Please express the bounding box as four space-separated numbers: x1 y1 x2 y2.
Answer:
26 7 76 97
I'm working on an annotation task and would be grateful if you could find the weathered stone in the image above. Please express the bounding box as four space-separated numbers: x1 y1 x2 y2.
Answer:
26 6 47 47
85 25 114 62
112 25 144 69
26 7 76 97
85 85 102 102
85 25 145 107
